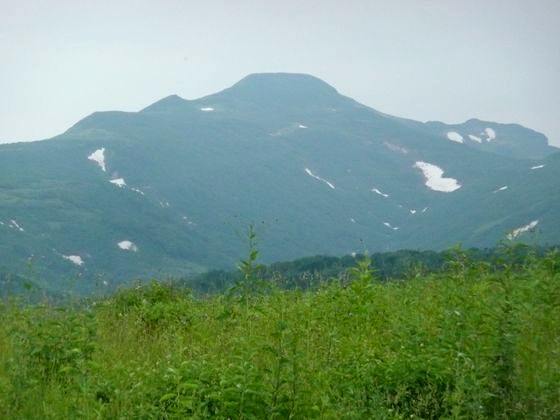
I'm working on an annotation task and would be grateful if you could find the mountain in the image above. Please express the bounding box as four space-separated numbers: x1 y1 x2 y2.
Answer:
1 73 558 293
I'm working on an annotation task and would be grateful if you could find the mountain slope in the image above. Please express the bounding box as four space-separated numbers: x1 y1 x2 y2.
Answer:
0 73 558 292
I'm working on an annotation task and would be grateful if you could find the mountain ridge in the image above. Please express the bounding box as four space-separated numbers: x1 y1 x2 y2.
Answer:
0 72 558 293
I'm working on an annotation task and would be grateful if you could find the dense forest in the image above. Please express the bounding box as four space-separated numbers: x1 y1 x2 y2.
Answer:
184 243 553 294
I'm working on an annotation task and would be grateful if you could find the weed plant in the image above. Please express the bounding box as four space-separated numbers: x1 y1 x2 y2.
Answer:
0 245 558 418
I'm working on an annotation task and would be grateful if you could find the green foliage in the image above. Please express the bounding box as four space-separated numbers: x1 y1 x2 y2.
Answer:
188 245 554 295
7 307 96 381
348 253 375 286
229 224 271 302
0 248 559 418
113 281 192 332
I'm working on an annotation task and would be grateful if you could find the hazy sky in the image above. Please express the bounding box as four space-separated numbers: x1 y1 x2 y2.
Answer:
1 0 559 146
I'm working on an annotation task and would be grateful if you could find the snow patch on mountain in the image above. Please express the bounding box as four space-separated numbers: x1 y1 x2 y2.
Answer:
447 132 464 143
531 164 545 170
383 222 399 230
484 128 496 141
371 188 389 198
131 188 145 195
468 135 482 143
118 240 138 252
110 178 126 188
298 124 308 129
413 161 461 192
62 255 84 266
507 220 538 240
88 148 106 172
200 107 214 112
494 186 508 193
9 220 24 232
304 168 335 189
410 209 417 214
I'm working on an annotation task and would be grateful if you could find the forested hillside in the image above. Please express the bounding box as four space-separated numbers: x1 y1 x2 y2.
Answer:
1 73 558 293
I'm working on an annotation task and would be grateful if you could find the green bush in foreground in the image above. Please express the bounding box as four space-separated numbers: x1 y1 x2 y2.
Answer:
0 248 559 419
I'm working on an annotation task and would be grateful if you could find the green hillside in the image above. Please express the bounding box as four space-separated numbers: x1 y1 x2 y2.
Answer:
0 73 558 293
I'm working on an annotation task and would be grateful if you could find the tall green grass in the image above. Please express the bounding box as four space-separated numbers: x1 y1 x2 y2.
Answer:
0 247 558 418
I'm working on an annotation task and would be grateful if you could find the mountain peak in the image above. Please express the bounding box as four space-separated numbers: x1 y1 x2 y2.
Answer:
141 94 190 113
141 73 341 114
201 72 342 108
232 72 338 94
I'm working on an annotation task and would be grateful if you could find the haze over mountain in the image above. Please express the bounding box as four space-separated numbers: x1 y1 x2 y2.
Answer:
1 73 558 293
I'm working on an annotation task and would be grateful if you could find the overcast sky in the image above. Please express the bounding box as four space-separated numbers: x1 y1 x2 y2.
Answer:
1 0 559 146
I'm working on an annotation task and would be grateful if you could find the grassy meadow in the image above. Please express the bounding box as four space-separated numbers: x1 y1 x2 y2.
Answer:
0 246 559 419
